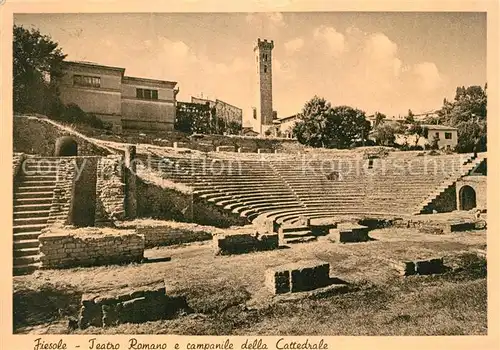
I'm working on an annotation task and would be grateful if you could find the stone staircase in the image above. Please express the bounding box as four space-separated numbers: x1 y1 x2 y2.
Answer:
279 225 316 244
413 153 486 215
13 158 58 275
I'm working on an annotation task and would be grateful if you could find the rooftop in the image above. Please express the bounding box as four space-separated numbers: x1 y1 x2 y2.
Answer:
422 124 458 131
62 60 126 74
122 75 177 87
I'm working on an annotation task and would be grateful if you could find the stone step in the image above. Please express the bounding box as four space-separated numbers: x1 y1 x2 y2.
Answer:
14 191 54 199
13 217 49 226
284 236 317 244
13 239 40 249
13 224 46 234
13 262 41 276
13 255 40 266
20 175 58 181
22 169 58 175
14 197 53 206
14 203 52 211
13 247 39 257
15 185 56 193
283 230 313 238
280 226 309 233
19 180 57 187
13 209 51 219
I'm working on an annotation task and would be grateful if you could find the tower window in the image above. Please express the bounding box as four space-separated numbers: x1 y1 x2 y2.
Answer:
264 65 267 73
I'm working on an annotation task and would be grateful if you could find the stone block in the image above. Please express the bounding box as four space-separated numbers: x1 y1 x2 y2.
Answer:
391 260 416 276
78 298 102 329
265 268 290 295
213 231 279 255
415 258 444 275
329 224 370 243
265 260 331 295
290 260 330 292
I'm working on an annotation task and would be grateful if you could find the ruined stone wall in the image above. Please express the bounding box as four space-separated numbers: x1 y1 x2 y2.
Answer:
95 155 126 226
136 176 247 228
13 116 111 156
47 158 77 225
137 224 212 248
13 153 25 178
78 284 188 329
39 226 144 268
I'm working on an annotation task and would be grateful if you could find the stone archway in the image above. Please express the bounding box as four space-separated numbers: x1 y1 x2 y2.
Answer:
459 185 477 211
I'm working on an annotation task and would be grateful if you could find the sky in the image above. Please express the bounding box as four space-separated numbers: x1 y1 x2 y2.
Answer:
15 12 486 122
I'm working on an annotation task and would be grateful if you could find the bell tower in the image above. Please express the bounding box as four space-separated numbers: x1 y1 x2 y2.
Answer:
254 38 274 134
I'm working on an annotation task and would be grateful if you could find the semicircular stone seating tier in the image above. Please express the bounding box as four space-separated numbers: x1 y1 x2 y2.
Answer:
137 151 477 224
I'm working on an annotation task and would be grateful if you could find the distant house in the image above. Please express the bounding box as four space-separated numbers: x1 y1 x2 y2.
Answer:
55 61 179 132
277 114 300 138
191 96 243 133
422 124 458 149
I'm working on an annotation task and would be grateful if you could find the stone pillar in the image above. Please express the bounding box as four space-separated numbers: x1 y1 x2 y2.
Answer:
124 146 137 220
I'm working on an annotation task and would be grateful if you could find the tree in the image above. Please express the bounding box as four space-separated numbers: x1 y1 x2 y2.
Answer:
293 96 331 148
406 121 427 146
371 122 398 146
293 97 370 149
436 84 487 153
373 112 387 128
13 25 66 114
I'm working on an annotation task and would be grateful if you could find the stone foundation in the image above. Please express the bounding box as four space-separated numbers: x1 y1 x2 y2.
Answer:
213 229 278 255
78 284 188 329
391 257 445 276
39 225 144 268
265 260 331 294
119 220 214 248
328 224 370 243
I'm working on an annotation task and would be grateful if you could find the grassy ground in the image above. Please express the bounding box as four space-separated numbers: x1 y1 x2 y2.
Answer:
13 227 487 335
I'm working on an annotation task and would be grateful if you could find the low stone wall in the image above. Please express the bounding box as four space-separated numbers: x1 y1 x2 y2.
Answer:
78 284 189 329
265 260 331 295
216 145 236 152
213 229 279 255
119 220 215 248
396 219 487 234
39 225 144 268
13 153 25 178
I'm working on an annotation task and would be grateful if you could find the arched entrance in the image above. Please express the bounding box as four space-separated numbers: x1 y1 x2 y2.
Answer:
459 185 477 211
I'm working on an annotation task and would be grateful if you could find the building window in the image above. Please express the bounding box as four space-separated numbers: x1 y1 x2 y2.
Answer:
73 75 101 88
136 88 159 100
252 107 257 119
445 132 452 140
435 132 440 138
264 65 267 73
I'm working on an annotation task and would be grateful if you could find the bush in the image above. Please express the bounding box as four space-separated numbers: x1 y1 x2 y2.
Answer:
49 102 111 130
